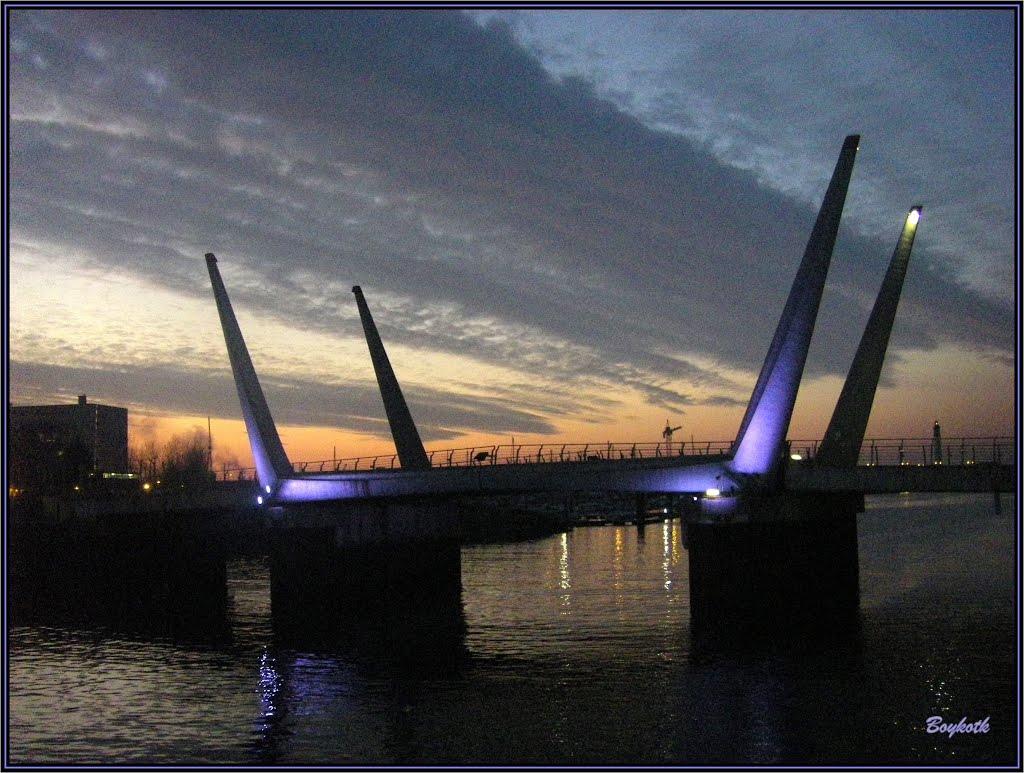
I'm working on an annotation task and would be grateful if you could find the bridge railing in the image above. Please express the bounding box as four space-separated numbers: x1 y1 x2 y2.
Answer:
423 440 734 468
213 436 1014 481
788 436 1015 467
213 440 733 481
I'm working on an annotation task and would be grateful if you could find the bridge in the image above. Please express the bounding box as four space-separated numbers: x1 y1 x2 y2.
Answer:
214 436 1013 492
204 134 1016 628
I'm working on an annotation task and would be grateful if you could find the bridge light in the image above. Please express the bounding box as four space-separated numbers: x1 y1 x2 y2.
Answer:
265 485 271 494
790 453 802 461
705 487 721 498
257 495 264 505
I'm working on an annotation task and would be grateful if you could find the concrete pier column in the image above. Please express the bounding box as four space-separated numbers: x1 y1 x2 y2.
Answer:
635 493 647 524
267 500 463 636
686 494 861 631
8 515 230 638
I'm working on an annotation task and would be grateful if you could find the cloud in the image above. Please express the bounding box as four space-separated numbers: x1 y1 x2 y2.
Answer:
487 9 1016 301
8 359 559 443
7 9 1015 441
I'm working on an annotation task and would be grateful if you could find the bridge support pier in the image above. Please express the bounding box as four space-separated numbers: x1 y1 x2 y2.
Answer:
266 500 464 641
686 493 862 631
635 493 648 525
8 514 230 637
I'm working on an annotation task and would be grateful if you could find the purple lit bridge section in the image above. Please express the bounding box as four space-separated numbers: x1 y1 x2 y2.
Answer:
204 135 977 512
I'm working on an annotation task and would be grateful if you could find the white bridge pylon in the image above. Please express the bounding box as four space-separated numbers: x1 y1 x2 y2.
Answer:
729 134 860 476
206 134 919 505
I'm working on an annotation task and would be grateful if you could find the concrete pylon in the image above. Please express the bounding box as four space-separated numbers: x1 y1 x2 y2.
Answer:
730 134 860 476
205 253 292 487
352 286 431 471
815 207 922 466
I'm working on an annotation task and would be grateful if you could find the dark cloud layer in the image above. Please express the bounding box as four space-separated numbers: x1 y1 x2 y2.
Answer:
7 9 1015 439
9 359 558 444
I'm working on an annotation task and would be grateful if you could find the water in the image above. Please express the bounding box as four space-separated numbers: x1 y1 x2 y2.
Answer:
6 493 1018 766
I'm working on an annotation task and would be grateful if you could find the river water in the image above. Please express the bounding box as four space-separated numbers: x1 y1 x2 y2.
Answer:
6 493 1018 767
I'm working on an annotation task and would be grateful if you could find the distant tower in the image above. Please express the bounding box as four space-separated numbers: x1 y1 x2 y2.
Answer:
932 420 942 465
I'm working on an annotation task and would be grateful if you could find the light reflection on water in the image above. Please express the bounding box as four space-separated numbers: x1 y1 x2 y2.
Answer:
461 522 689 664
256 649 281 737
6 493 1017 766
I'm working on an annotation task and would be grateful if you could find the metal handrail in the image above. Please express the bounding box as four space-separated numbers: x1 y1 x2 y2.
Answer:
213 436 1015 481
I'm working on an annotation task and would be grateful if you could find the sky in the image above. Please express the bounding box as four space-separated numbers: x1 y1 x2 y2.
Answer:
6 6 1019 471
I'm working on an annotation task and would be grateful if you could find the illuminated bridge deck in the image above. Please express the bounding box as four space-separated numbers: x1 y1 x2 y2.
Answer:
217 437 1013 479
